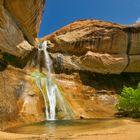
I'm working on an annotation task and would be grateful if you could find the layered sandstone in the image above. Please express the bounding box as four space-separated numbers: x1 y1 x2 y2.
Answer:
0 1 140 130
0 0 45 129
41 20 140 74
0 0 45 62
4 0 45 45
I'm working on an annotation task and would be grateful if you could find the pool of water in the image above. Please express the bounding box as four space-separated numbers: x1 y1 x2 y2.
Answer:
6 119 124 137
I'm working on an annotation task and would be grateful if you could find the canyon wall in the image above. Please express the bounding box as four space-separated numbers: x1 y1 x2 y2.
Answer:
41 20 140 74
0 0 45 129
0 0 45 70
40 20 140 119
0 1 140 129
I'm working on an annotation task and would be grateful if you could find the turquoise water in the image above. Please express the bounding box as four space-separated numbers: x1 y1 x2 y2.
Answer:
7 119 123 137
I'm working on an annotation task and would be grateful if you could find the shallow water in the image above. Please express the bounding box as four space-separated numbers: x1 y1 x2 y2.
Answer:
6 119 124 137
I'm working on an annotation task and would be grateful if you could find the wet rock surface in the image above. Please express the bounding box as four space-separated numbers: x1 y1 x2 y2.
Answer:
0 66 45 130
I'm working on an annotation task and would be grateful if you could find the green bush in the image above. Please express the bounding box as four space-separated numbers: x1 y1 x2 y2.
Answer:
117 83 140 118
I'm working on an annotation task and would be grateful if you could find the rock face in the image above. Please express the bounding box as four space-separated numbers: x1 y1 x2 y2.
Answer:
36 20 140 121
0 66 140 129
0 0 45 129
0 66 45 129
53 71 140 119
0 5 31 57
0 0 45 59
27 19 140 122
55 73 118 119
5 0 45 45
41 20 140 74
0 4 140 129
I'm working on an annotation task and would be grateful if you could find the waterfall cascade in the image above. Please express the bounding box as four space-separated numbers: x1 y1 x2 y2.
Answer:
36 41 73 120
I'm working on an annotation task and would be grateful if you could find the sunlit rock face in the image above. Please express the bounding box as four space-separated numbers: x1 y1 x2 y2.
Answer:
38 19 140 121
41 20 140 74
0 5 32 57
4 0 45 45
0 0 45 58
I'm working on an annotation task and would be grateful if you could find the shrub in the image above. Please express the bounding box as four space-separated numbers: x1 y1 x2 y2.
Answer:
117 83 140 118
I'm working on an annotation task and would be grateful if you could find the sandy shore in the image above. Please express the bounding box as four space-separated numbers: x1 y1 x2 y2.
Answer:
0 119 140 140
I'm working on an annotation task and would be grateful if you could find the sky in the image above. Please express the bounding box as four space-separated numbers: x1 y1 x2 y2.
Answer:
39 0 140 37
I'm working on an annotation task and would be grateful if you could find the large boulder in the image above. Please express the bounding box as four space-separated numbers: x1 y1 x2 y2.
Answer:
41 20 140 74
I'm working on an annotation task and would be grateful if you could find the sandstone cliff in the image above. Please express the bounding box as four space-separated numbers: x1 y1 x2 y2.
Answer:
0 2 140 130
0 0 45 129
36 20 140 121
0 0 45 70
0 66 45 129
41 20 140 74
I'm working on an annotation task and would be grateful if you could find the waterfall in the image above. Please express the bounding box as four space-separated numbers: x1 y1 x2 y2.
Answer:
36 41 73 120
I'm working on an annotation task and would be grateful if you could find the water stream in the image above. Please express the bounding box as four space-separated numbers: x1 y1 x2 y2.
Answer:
36 41 73 120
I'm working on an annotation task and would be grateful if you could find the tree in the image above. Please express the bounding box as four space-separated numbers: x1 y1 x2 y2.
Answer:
117 83 140 118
